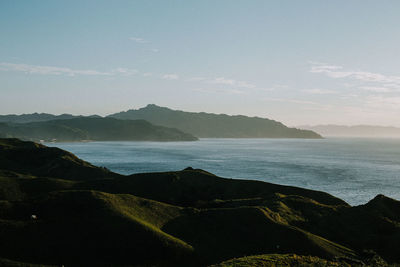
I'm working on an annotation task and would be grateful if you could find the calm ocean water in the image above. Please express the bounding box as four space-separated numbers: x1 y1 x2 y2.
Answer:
48 138 400 206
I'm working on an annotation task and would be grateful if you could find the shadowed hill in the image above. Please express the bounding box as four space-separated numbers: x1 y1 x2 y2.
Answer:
162 206 356 265
297 194 400 263
78 168 348 207
0 138 398 266
109 104 322 138
0 138 118 181
0 190 193 265
0 117 198 142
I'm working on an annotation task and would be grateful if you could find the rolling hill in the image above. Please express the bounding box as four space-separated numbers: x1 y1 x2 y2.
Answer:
0 138 397 266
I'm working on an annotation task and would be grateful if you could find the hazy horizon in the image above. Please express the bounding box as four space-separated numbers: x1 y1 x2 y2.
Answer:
1 1 400 127
2 103 400 129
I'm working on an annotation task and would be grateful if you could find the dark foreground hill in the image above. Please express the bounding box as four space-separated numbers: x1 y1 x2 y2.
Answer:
0 117 197 142
109 104 322 138
0 138 398 266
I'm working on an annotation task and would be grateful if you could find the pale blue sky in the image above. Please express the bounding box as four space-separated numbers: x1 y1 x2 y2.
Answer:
1 0 400 126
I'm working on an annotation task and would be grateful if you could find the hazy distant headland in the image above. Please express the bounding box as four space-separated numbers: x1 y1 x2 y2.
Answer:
300 124 400 138
0 104 322 141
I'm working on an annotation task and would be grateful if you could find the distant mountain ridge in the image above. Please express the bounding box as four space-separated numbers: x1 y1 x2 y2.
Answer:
109 104 322 139
0 117 197 142
0 113 100 123
300 125 400 138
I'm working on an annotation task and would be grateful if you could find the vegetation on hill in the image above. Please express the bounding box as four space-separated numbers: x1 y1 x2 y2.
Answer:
0 117 198 142
0 138 397 266
210 253 387 267
109 104 322 138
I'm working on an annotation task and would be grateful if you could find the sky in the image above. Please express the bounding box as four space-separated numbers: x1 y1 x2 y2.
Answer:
1 0 400 126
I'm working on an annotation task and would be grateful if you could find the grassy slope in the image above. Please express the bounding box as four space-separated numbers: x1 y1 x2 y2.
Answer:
210 254 356 267
162 206 356 265
212 253 390 267
297 194 400 263
0 190 193 265
0 138 399 266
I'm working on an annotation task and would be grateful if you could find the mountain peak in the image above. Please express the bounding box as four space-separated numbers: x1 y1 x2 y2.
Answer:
145 104 159 108
142 104 170 111
367 194 397 206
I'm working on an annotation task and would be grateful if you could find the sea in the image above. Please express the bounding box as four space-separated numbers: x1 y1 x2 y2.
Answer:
48 138 400 206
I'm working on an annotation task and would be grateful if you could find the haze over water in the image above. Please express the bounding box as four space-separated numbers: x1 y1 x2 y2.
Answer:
50 138 400 206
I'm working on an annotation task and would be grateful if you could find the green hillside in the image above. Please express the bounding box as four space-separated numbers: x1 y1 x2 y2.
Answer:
0 117 198 142
109 104 322 138
0 138 397 266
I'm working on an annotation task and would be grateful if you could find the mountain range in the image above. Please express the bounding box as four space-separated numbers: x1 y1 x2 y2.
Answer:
0 113 100 123
0 105 322 140
0 138 397 266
